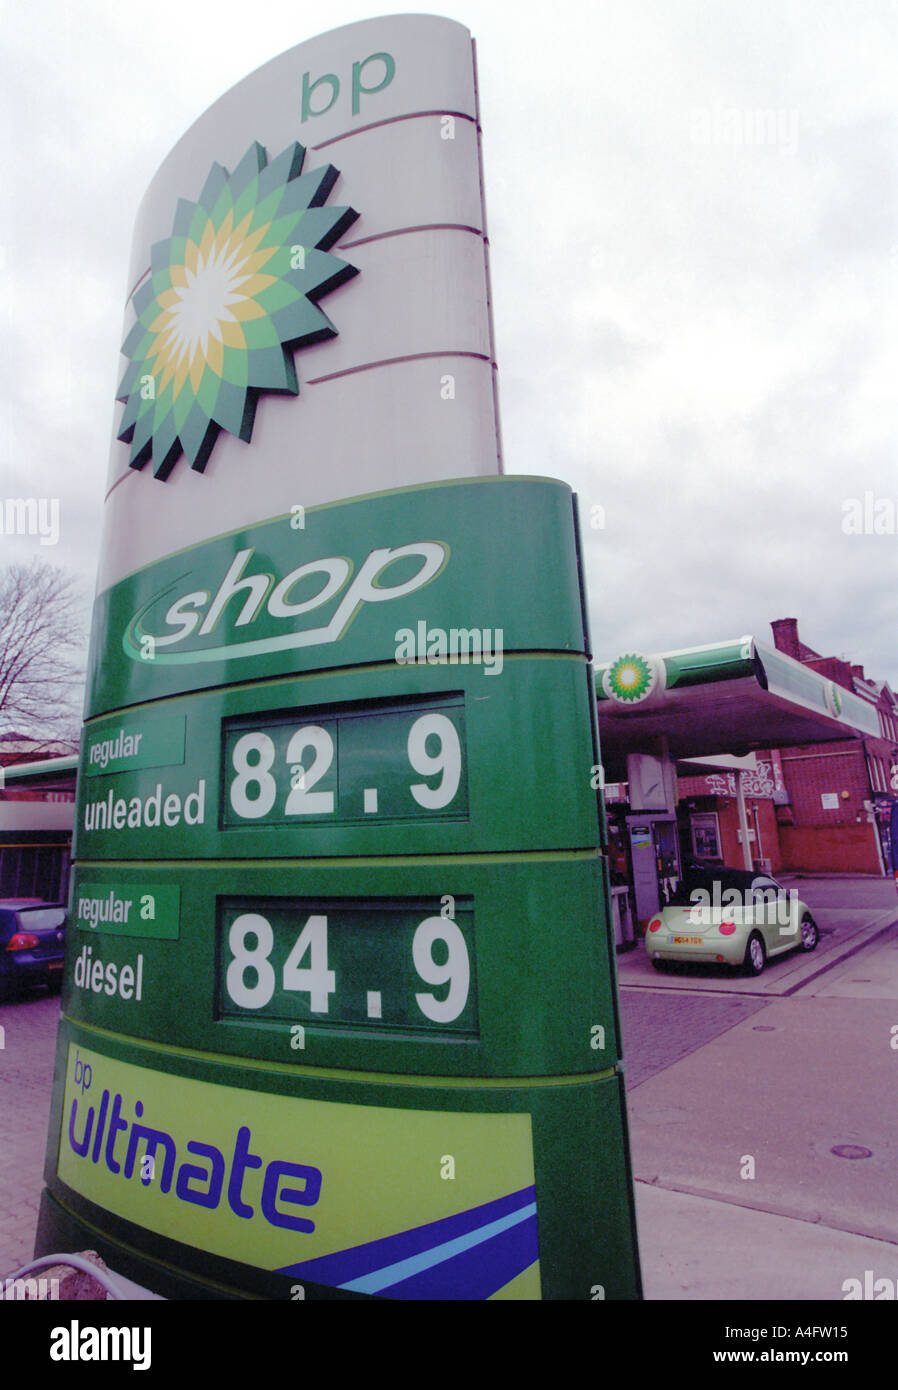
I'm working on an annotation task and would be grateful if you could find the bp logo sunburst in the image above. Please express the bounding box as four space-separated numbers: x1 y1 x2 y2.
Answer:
602 652 661 705
116 141 358 480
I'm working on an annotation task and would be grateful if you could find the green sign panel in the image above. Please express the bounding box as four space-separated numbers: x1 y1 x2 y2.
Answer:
43 477 641 1300
74 658 598 860
83 477 586 715
60 854 620 1078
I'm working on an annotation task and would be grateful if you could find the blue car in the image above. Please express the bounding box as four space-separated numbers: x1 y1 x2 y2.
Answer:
0 899 67 1000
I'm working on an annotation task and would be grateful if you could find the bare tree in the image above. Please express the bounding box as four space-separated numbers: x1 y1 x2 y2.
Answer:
0 561 86 744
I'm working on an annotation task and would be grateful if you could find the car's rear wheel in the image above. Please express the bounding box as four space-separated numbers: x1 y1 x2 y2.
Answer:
800 914 819 952
744 931 766 977
650 959 670 972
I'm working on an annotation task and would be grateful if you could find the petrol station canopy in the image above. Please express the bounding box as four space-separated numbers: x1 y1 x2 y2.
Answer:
594 637 885 782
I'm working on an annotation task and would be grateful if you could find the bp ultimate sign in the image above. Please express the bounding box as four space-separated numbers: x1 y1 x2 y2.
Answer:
39 16 641 1300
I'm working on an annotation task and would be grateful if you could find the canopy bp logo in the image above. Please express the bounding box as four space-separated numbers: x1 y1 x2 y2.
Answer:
825 680 843 719
116 141 358 480
602 653 664 705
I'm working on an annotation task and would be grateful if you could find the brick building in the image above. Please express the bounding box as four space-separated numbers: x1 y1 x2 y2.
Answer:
767 618 897 874
674 620 898 876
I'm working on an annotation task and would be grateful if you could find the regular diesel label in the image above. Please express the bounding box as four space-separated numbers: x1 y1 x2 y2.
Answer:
58 1044 540 1299
74 885 180 940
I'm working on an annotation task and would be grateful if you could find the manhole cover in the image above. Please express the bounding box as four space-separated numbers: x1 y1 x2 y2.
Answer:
752 1025 776 1032
830 1144 873 1160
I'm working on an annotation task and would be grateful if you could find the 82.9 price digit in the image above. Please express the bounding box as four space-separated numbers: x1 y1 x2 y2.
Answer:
227 712 462 821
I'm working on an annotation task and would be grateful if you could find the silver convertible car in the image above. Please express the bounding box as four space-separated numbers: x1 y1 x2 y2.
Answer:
645 867 819 976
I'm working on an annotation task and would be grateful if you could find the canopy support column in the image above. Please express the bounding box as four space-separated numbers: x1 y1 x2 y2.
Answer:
737 771 753 871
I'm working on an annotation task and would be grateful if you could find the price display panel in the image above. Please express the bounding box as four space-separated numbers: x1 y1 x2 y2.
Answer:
217 896 477 1037
75 658 601 861
221 698 468 829
63 856 620 1078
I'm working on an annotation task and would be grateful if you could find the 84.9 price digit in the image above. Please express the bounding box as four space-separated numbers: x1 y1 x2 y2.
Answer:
224 910 470 1024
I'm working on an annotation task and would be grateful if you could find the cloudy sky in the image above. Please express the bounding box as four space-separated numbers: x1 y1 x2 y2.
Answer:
3 0 897 689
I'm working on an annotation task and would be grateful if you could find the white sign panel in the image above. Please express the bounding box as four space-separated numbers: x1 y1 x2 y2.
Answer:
99 16 501 591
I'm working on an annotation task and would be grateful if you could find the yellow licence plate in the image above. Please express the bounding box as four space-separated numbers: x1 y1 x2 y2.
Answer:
672 936 704 945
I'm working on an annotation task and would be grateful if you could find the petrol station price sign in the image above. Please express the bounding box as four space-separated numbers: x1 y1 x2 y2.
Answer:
40 14 641 1301
47 472 643 1299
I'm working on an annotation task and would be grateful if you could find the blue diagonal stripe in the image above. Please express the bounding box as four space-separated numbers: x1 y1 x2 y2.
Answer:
278 1185 536 1288
387 1214 539 1300
341 1201 538 1294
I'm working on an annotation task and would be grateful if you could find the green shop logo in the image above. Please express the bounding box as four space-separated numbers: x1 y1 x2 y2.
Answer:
124 541 449 666
601 653 665 706
116 142 358 480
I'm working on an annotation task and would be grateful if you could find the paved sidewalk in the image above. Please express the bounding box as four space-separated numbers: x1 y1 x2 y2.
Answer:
0 993 59 1276
624 888 898 1299
619 990 771 1087
636 1183 898 1300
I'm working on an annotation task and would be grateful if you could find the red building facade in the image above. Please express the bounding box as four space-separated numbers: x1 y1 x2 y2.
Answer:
676 620 898 876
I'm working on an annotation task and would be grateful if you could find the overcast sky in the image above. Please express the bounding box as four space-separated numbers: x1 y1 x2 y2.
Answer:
2 0 897 689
